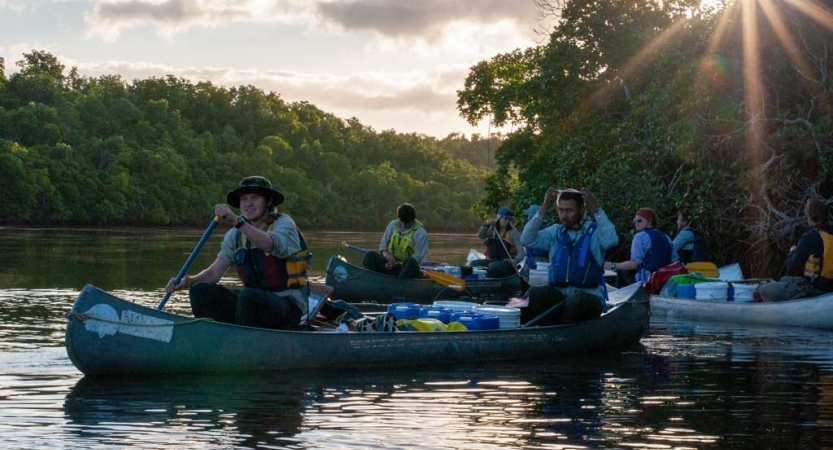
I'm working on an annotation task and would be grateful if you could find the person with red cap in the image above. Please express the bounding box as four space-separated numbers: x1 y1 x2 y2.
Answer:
604 207 678 283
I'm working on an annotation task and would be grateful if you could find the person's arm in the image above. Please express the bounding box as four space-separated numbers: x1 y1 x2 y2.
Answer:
786 232 815 276
605 232 648 271
672 229 692 251
378 220 395 252
510 228 524 261
668 235 680 263
593 208 618 250
215 203 275 252
477 220 495 239
267 215 303 258
412 228 429 262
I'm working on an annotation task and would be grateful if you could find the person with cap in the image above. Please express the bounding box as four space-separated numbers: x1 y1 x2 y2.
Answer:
165 175 311 329
362 203 428 278
471 206 524 275
521 188 618 325
603 207 678 284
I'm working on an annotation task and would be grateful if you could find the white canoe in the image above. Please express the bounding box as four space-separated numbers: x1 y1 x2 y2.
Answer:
651 291 833 330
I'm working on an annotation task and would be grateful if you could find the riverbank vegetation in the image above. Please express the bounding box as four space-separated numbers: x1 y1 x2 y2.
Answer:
0 51 496 231
458 0 832 277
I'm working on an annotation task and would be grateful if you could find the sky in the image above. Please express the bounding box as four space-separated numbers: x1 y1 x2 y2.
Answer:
0 0 547 138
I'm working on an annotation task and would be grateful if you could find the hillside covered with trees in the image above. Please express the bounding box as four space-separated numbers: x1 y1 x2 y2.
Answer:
458 0 833 277
0 51 498 231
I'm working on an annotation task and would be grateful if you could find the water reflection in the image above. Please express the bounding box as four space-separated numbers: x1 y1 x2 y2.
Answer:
61 357 664 449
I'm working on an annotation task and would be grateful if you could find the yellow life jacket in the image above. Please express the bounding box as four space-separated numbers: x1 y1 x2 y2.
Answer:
804 229 833 283
236 215 310 290
387 220 424 262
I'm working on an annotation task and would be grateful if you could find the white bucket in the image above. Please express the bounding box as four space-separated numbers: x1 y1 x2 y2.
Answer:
695 282 730 300
528 269 548 286
433 300 478 312
472 305 521 329
535 262 550 271
731 282 757 302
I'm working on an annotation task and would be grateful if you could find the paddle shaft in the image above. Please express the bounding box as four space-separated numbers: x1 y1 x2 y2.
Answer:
157 215 221 310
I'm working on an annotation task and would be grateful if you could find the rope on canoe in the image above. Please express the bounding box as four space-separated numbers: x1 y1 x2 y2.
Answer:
65 311 214 327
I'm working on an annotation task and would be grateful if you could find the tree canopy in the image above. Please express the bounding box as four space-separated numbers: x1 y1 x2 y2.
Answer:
458 0 833 277
0 51 501 231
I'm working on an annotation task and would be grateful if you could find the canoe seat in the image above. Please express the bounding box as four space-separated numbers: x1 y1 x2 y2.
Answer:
684 261 719 278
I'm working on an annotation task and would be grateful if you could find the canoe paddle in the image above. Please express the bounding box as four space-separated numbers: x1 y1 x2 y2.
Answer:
340 241 467 291
157 215 221 310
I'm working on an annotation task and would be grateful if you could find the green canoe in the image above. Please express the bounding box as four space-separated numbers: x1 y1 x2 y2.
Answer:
64 283 648 376
325 256 523 303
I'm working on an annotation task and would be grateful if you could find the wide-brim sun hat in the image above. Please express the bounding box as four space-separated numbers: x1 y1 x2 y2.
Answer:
226 176 285 208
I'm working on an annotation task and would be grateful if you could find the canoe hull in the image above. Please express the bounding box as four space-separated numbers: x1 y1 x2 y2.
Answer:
325 256 522 303
65 284 649 376
651 293 833 330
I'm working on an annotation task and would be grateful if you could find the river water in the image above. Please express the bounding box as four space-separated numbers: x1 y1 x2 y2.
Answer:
2 227 833 449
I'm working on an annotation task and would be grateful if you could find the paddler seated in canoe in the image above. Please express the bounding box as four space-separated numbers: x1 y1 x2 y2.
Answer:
471 206 524 278
362 203 428 278
673 207 709 264
521 188 618 325
758 197 833 301
165 175 311 329
603 207 678 285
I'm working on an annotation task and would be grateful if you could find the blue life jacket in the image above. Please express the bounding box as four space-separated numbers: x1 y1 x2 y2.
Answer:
550 222 603 288
642 228 672 273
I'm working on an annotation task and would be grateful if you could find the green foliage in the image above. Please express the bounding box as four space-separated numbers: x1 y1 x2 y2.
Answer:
457 0 833 277
0 51 489 230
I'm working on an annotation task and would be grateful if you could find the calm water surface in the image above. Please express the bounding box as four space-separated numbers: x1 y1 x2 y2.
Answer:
2 228 833 449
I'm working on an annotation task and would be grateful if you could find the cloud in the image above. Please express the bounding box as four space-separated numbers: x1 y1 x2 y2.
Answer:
70 59 480 135
84 0 540 42
0 1 26 13
317 0 537 38
84 0 315 39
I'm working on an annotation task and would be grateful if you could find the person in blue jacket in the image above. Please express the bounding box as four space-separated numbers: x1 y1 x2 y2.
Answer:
604 207 678 283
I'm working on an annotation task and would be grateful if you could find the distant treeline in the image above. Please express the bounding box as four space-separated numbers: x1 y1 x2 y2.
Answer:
0 50 499 231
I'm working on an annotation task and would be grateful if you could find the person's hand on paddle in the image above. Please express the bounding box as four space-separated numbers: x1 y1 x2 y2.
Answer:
382 251 398 270
165 276 191 294
215 203 237 224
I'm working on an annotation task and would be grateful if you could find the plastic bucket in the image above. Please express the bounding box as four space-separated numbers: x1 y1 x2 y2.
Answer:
472 305 521 329
387 302 421 320
731 283 757 302
433 300 478 312
536 262 550 271
695 282 730 301
418 307 452 324
449 312 500 330
676 284 696 299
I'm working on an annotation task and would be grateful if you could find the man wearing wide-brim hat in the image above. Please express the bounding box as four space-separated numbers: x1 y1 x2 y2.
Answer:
165 175 311 329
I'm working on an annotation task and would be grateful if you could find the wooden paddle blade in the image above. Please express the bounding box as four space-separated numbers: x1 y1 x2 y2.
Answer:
423 270 467 291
